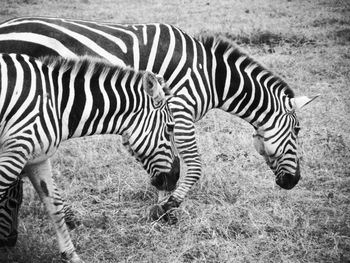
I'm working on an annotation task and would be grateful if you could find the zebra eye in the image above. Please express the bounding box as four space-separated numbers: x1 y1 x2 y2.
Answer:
295 126 301 136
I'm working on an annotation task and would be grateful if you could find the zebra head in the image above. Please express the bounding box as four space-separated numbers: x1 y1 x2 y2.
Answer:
253 95 318 189
123 72 180 191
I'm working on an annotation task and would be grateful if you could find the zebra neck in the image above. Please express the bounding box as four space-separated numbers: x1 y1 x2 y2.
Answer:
54 62 143 141
208 45 291 129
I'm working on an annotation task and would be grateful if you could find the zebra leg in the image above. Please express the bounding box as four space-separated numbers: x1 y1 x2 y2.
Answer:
170 128 202 203
24 160 84 263
61 201 80 230
150 121 202 224
0 178 23 247
0 148 28 247
122 133 181 223
24 170 79 230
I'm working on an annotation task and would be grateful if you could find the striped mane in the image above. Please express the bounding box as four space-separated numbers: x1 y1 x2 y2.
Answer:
197 35 295 98
39 55 141 80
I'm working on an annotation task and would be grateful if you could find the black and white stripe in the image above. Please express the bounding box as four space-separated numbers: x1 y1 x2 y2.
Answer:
0 53 178 261
0 178 22 247
0 16 317 219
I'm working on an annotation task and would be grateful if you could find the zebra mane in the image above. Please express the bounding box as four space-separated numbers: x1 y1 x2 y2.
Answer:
38 55 172 97
197 35 295 98
39 55 142 80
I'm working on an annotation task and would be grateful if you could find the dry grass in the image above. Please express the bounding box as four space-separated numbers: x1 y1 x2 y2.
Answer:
0 0 349 262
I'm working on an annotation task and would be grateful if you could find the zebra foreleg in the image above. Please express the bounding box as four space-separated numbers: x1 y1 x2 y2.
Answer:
150 121 202 224
25 160 84 263
123 133 181 224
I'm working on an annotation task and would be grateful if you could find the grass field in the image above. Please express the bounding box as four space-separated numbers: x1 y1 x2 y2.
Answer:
0 0 349 262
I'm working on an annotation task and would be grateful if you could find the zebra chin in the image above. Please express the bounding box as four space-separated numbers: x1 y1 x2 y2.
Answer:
150 157 180 191
275 162 301 190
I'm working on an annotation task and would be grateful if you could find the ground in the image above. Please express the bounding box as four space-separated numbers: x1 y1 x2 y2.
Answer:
0 0 349 262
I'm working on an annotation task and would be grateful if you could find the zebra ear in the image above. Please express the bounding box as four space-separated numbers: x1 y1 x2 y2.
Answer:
156 74 172 96
291 95 319 110
142 71 166 106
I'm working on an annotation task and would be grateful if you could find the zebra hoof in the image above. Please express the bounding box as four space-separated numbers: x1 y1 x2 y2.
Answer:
61 251 85 263
148 204 165 221
166 210 178 225
148 205 178 224
65 215 81 230
63 204 81 230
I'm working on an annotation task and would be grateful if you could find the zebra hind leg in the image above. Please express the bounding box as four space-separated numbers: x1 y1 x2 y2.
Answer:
25 159 84 263
0 148 28 248
0 174 76 248
0 178 23 247
62 201 80 230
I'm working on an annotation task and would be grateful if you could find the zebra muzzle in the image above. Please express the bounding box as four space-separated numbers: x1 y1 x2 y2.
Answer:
276 161 301 190
151 157 180 191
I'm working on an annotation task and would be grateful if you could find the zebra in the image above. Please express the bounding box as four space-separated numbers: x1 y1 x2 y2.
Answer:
0 53 179 262
0 17 318 224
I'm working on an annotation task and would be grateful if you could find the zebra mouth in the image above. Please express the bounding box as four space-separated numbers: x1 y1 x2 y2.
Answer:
276 172 300 190
275 160 300 190
150 157 180 191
